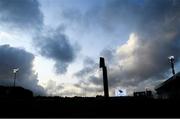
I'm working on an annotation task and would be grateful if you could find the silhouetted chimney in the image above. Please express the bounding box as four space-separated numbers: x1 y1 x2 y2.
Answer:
100 57 109 98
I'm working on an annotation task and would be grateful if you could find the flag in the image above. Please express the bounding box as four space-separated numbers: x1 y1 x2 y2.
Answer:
119 90 123 93
13 68 19 73
115 88 127 96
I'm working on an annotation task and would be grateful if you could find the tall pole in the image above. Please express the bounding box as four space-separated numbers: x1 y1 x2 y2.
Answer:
100 57 109 98
103 66 109 98
169 56 175 76
170 58 175 75
13 72 16 87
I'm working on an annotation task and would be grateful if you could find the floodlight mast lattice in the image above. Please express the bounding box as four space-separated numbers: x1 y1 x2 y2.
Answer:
99 57 109 98
168 56 175 76
13 68 19 87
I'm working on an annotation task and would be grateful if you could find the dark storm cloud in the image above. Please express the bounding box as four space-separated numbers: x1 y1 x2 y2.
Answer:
75 67 95 78
75 57 96 77
0 0 80 75
0 45 45 95
35 27 80 74
74 0 180 94
0 0 43 30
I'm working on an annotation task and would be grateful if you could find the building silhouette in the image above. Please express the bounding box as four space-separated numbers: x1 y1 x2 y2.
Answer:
133 90 153 98
0 86 33 98
155 72 180 99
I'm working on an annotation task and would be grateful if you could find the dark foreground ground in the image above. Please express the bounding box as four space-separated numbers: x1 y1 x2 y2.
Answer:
0 96 180 118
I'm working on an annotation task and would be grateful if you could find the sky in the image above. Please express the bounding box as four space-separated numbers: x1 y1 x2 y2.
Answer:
0 0 180 97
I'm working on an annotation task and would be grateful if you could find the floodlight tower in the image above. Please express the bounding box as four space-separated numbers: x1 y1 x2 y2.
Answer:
13 68 19 87
168 56 175 76
99 57 109 98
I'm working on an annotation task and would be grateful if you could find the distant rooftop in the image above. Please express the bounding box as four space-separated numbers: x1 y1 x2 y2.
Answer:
155 72 180 91
0 86 33 98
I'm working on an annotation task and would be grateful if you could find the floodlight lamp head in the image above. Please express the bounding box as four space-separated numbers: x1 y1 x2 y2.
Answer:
168 56 175 60
13 68 19 73
168 56 175 63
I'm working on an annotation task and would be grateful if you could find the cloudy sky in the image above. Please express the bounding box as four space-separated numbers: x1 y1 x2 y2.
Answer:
0 0 180 97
